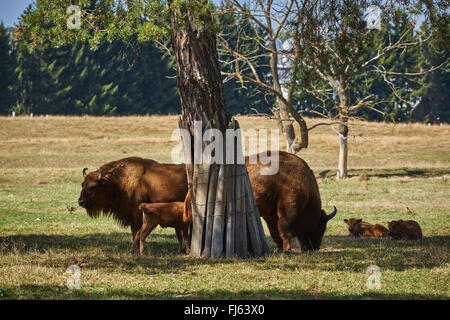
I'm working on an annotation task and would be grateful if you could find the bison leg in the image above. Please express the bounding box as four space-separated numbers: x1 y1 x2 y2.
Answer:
131 229 142 254
131 224 140 241
181 225 190 254
175 228 185 253
282 238 292 252
136 221 158 255
130 225 140 253
297 234 315 252
264 217 283 251
186 223 192 254
277 217 293 252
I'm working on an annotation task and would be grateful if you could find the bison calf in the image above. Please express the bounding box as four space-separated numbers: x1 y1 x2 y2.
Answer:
388 220 422 240
344 218 389 238
132 194 192 255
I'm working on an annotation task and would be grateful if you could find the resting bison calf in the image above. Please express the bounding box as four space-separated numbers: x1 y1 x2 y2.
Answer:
78 151 337 252
388 220 423 240
132 194 192 255
344 218 389 238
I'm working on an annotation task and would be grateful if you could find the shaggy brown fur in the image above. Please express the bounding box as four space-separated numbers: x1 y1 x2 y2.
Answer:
246 151 337 252
78 157 188 239
388 220 423 240
79 151 336 251
344 218 389 238
132 193 192 255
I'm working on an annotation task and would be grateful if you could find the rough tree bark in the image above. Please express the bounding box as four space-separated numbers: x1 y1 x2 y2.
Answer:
336 85 349 180
337 116 349 180
170 0 269 258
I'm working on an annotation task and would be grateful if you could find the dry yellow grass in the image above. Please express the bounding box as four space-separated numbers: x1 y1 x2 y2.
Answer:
0 115 449 300
1 115 449 171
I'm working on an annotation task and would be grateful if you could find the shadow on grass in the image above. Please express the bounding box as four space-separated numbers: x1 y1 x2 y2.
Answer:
1 233 448 274
318 167 450 179
1 284 448 300
0 232 185 255
0 232 262 274
273 235 450 272
323 235 450 249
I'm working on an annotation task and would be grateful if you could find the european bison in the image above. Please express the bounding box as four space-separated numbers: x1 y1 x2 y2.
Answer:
344 218 389 238
78 158 187 239
132 194 192 255
388 220 423 240
246 151 337 251
78 151 337 252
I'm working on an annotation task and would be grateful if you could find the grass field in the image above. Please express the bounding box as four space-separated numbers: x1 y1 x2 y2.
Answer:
0 115 449 300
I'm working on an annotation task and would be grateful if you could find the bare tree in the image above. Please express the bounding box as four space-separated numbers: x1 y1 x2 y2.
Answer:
218 0 309 153
218 0 447 179
291 0 446 179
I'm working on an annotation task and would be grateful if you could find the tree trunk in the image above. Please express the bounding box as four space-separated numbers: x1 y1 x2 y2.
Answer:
170 0 269 258
269 38 299 154
336 116 349 180
276 88 298 153
336 83 349 180
273 81 310 154
270 39 307 154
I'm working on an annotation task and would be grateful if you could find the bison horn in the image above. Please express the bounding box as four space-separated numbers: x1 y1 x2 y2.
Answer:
326 206 337 221
82 168 88 177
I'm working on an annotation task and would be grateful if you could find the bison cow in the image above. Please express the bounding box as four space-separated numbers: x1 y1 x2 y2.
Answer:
78 158 188 239
344 218 389 238
246 151 336 251
388 220 423 240
78 151 337 252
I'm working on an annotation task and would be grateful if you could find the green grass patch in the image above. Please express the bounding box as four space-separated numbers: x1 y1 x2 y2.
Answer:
0 116 449 299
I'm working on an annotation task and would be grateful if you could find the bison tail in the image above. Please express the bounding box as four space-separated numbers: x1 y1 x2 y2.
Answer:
183 192 193 224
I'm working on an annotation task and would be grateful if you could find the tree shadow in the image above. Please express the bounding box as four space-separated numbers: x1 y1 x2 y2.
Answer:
0 233 131 253
0 232 189 257
0 232 265 275
1 284 447 300
0 233 447 274
323 235 450 249
267 235 450 272
318 168 450 179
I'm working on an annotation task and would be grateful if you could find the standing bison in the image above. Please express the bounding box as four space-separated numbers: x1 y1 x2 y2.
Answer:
246 151 337 251
78 158 187 239
78 151 336 251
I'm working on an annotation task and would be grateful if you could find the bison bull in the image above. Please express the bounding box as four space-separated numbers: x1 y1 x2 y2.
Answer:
78 158 187 239
78 151 336 251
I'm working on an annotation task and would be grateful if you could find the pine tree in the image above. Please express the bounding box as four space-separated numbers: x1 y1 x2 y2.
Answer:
412 23 450 123
0 23 16 115
11 2 274 116
128 41 180 115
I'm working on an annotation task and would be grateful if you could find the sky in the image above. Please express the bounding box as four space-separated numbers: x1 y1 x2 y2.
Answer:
0 0 34 27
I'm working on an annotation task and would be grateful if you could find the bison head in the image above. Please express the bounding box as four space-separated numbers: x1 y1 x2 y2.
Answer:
78 168 110 217
344 218 363 235
387 220 403 239
299 206 337 251
78 163 124 217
